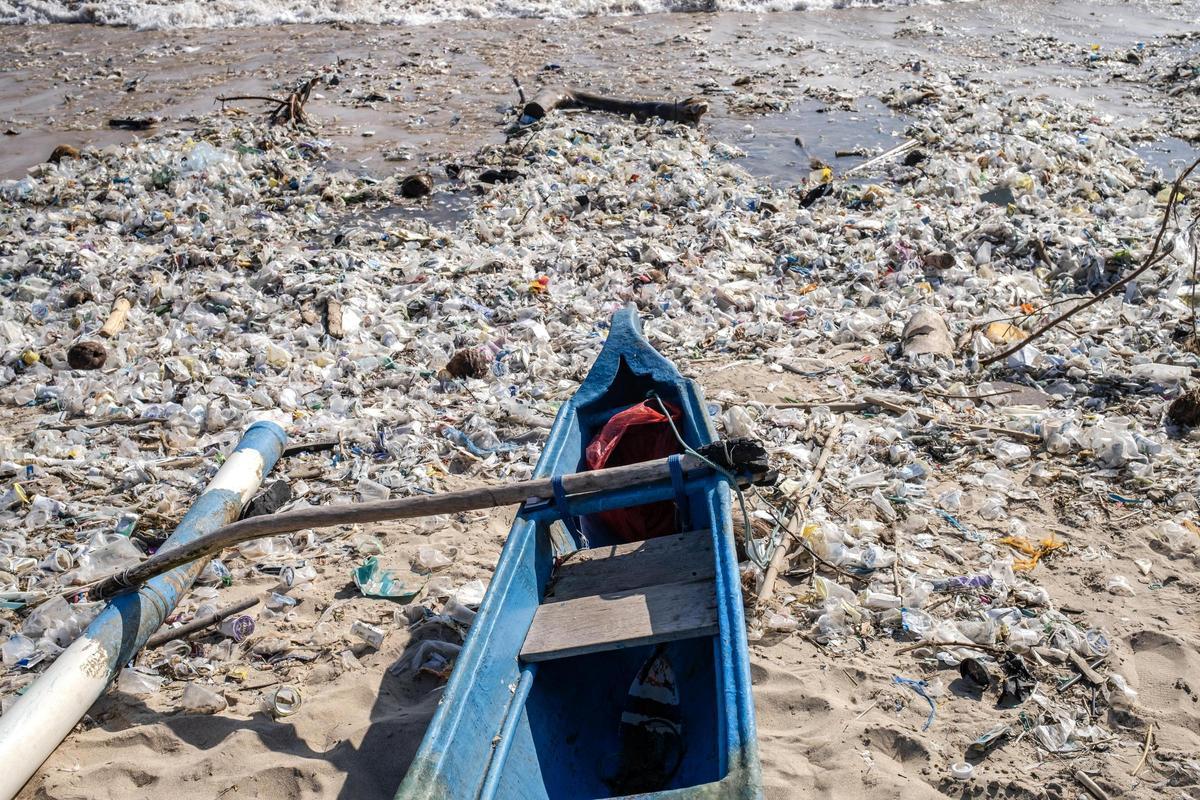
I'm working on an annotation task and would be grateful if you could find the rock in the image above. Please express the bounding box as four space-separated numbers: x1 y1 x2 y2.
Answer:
901 307 954 359
1168 386 1200 427
445 348 491 380
66 341 107 370
400 173 433 198
477 168 521 184
48 145 80 163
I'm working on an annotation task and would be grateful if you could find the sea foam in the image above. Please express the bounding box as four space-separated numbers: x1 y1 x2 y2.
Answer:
1 0 955 29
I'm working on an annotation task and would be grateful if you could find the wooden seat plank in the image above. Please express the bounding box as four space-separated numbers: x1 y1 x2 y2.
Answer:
545 530 713 603
520 578 718 663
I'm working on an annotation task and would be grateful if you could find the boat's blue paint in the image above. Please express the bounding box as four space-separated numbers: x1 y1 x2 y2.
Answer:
478 664 537 800
82 421 287 676
394 307 760 800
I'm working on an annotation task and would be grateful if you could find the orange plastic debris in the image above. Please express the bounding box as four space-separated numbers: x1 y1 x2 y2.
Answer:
998 535 1064 571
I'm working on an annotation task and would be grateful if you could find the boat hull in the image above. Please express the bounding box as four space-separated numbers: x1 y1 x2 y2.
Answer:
394 306 761 800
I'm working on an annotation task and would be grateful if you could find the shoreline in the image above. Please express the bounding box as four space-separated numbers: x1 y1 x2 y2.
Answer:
2 0 1195 184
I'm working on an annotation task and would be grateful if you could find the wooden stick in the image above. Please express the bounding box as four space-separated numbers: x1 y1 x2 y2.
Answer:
99 297 131 338
762 395 1039 441
218 76 318 128
45 415 165 432
1074 770 1111 800
765 399 867 413
1131 723 1154 777
1069 650 1104 685
896 640 1007 656
844 139 918 177
757 418 843 604
86 452 754 600
145 597 259 648
981 156 1199 367
863 394 1041 443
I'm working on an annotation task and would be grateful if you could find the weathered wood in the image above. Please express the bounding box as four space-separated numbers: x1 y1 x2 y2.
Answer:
523 87 708 125
844 139 919 177
546 531 712 603
87 452 741 600
1068 650 1104 685
863 394 1042 444
521 578 718 662
99 297 131 338
524 88 573 120
217 76 319 128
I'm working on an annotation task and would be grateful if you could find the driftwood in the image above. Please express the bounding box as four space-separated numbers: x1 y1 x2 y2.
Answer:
217 76 319 128
844 139 919 177
324 297 344 339
759 394 1041 443
1074 771 1111 800
145 597 259 648
523 87 708 125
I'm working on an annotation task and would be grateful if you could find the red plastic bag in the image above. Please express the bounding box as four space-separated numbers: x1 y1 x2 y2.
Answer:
584 400 683 542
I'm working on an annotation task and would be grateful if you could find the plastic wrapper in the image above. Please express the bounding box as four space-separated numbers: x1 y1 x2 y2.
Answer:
179 683 228 714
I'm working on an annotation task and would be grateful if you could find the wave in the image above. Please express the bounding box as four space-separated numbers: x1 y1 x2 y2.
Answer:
0 0 956 29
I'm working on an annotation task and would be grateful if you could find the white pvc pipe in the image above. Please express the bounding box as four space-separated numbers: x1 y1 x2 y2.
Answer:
0 421 286 800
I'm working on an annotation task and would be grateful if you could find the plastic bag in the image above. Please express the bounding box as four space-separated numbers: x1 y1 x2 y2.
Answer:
584 400 683 542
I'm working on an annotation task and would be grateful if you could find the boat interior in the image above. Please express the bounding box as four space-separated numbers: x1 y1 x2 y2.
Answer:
500 356 732 798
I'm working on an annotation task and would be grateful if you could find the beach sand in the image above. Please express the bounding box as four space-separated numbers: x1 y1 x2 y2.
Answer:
3 0 1200 798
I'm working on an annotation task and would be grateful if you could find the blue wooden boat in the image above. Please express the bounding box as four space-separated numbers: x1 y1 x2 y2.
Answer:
394 305 762 800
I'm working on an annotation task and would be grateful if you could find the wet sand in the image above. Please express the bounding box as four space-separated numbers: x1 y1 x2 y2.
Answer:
2 0 1195 187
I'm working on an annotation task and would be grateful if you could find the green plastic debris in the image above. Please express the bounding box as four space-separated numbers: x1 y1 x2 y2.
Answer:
353 556 420 602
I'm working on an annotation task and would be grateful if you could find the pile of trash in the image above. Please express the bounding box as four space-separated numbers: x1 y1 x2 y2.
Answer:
0 57 1197 794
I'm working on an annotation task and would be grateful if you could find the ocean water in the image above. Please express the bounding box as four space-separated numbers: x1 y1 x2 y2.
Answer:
0 0 954 29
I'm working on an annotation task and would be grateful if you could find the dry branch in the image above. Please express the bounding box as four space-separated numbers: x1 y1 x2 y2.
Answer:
981 156 1200 367
218 76 320 128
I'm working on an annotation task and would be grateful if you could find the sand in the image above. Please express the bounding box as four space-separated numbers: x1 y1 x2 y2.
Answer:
3 0 1200 798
